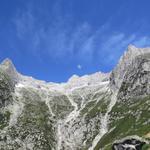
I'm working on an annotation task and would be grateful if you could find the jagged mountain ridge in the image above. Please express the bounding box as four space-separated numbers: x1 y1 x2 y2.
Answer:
0 45 150 150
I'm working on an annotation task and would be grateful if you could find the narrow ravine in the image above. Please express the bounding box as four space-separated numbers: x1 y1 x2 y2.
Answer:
56 82 111 150
57 120 63 150
65 93 79 123
88 92 118 150
56 91 79 150
44 89 55 117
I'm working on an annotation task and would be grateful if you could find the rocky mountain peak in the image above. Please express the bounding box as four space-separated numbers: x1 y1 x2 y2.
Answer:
118 45 143 66
0 58 19 83
110 45 150 92
1 58 15 69
0 46 149 150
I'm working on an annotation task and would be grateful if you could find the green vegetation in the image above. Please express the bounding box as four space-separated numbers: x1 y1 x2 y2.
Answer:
50 95 74 119
0 111 11 129
80 100 96 115
142 144 150 150
0 69 14 108
1 87 57 149
81 93 111 118
17 100 56 149
94 96 150 149
78 93 111 148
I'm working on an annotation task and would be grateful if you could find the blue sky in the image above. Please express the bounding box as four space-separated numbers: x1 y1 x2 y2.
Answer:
1 0 150 82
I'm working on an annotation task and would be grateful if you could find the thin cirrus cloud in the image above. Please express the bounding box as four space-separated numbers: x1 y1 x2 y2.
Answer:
13 4 150 67
99 33 150 65
13 9 95 62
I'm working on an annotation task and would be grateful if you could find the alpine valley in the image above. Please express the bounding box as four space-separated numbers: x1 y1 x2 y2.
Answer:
0 45 150 150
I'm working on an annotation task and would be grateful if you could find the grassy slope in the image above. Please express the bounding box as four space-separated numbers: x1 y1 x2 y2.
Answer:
79 92 111 149
94 96 150 150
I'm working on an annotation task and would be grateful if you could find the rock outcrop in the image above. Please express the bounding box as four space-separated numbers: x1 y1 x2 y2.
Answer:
112 137 147 150
0 45 149 150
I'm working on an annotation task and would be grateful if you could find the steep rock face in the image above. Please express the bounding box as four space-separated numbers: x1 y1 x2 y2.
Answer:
0 45 150 150
97 46 150 149
110 45 150 92
118 54 150 100
110 45 150 100
0 58 20 84
0 69 14 108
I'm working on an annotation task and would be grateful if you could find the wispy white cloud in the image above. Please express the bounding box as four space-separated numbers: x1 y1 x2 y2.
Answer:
98 33 150 65
14 7 35 39
133 36 150 47
13 8 95 62
13 2 150 66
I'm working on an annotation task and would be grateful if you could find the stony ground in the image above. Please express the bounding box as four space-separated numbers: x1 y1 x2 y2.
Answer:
0 45 150 150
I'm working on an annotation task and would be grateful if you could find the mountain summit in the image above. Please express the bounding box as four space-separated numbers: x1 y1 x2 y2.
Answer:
0 45 149 150
0 58 19 83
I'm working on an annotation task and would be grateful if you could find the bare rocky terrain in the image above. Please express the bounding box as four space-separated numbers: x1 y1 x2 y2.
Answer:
0 45 149 150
